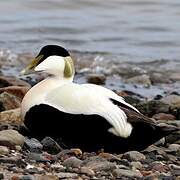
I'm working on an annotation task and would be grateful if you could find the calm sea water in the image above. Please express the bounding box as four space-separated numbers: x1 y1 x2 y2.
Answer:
0 0 180 62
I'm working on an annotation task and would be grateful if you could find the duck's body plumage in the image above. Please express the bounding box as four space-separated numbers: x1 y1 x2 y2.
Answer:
22 77 137 138
21 45 178 153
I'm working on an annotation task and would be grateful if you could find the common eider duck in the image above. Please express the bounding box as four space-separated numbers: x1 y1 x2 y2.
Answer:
21 45 177 153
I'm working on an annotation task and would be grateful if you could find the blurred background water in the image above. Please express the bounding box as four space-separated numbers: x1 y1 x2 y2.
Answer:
0 0 180 60
0 0 180 97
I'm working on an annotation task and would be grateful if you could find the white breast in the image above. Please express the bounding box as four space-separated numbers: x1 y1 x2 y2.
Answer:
21 77 72 119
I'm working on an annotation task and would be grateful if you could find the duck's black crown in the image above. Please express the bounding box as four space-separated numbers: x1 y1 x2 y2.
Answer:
37 45 70 59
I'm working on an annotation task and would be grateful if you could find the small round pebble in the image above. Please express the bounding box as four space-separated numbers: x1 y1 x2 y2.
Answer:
80 167 95 176
0 145 9 155
19 175 36 180
131 161 143 170
113 168 143 178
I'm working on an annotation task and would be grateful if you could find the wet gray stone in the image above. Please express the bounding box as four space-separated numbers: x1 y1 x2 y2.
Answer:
148 161 170 173
113 168 143 178
80 167 95 176
56 172 78 179
167 144 180 152
150 72 172 84
62 156 83 168
172 169 180 176
131 161 143 170
167 154 178 163
20 175 36 180
136 100 169 116
24 138 43 153
27 152 50 163
51 163 65 172
161 95 180 108
25 167 43 174
169 164 180 170
122 151 146 162
165 133 180 145
83 160 116 172
0 157 26 167
125 74 151 87
166 144 180 156
41 136 62 154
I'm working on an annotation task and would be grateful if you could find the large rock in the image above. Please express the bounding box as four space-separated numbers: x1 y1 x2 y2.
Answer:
0 86 30 100
0 129 24 148
0 92 21 111
0 108 22 125
0 76 30 88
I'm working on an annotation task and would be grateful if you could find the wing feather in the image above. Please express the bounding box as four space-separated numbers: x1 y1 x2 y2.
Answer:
83 84 139 113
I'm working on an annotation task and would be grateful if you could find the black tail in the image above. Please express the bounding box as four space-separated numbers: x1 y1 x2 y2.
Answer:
122 122 180 152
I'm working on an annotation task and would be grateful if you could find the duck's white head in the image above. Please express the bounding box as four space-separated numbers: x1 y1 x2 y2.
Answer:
21 45 74 78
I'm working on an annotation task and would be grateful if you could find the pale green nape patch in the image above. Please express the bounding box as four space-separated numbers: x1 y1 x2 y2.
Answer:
64 56 75 78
